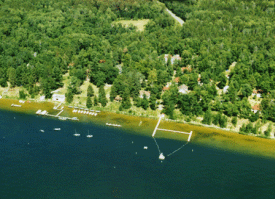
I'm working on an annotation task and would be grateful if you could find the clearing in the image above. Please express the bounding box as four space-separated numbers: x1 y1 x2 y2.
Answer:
113 19 150 31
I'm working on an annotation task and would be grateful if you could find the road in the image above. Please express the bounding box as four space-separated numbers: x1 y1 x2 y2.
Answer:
165 8 185 26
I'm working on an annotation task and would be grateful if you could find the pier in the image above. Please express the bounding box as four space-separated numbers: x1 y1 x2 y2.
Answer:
152 114 193 159
152 114 192 141
11 104 22 107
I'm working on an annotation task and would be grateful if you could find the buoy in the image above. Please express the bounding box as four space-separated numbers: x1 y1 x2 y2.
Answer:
159 153 165 160
135 152 137 155
192 149 194 152
132 141 134 144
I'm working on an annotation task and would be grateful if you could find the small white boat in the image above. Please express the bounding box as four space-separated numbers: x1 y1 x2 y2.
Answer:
159 153 165 160
54 128 61 131
36 110 42 114
144 146 148 150
86 130 93 138
40 130 45 133
73 130 80 136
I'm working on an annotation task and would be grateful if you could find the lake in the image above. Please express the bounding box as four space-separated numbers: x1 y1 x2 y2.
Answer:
1 109 275 199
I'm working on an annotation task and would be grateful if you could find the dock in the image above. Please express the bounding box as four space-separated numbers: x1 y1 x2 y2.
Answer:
152 114 193 160
106 123 122 127
152 114 192 141
11 104 22 107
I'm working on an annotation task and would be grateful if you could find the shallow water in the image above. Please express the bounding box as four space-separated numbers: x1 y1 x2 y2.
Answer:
1 109 275 198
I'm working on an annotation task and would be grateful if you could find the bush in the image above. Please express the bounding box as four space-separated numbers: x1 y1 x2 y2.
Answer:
19 90 27 99
232 117 237 127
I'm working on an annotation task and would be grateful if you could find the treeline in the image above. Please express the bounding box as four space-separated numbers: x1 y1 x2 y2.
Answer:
1 0 275 126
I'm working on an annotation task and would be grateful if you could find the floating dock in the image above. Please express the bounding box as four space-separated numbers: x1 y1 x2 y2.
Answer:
11 104 22 107
106 123 122 127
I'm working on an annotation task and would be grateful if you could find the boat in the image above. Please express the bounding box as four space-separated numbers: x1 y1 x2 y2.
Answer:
72 117 79 121
159 153 165 160
73 129 80 136
54 128 61 131
86 130 93 138
58 116 67 120
36 110 42 114
40 129 44 133
144 146 148 150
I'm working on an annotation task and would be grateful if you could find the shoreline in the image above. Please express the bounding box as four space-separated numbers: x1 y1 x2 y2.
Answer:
1 97 275 159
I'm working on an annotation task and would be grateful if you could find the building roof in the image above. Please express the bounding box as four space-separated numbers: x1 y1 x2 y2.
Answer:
173 77 180 83
179 84 188 91
181 66 192 72
115 95 122 101
252 104 261 111
162 86 170 91
139 90 151 98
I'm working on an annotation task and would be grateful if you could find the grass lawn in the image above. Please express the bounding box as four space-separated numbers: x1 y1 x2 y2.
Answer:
113 19 150 31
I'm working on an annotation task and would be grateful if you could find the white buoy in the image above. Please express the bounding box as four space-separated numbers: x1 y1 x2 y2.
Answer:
135 152 137 155
159 153 165 160
132 141 134 144
192 149 193 152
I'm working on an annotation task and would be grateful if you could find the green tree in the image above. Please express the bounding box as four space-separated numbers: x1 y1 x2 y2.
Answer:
98 86 107 107
94 95 98 106
109 85 117 102
66 88 74 104
217 73 227 89
141 94 149 110
149 94 157 110
19 90 27 99
121 87 131 109
232 117 237 127
8 67 16 87
240 84 252 98
87 84 94 97
86 96 92 108
202 109 212 125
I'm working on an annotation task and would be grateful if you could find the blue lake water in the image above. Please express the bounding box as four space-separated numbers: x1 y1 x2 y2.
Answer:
1 109 275 198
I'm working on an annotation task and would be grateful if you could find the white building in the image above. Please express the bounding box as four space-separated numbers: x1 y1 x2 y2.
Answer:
179 84 188 94
223 86 229 93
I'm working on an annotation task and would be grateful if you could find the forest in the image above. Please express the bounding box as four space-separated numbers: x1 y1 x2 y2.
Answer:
1 0 275 133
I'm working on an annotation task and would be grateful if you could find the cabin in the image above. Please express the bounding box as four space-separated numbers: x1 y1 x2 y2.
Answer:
139 90 151 99
173 77 180 84
40 95 45 101
114 95 122 102
178 84 188 94
52 94 65 102
252 90 262 98
251 104 261 113
162 86 170 91
223 86 229 93
181 66 192 73
163 54 182 65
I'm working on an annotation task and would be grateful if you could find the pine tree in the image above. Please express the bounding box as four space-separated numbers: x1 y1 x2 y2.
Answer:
232 117 237 127
94 95 98 106
86 96 92 108
121 87 131 109
87 84 94 97
66 88 74 104
109 85 117 102
98 85 107 107
149 94 157 110
141 94 149 110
